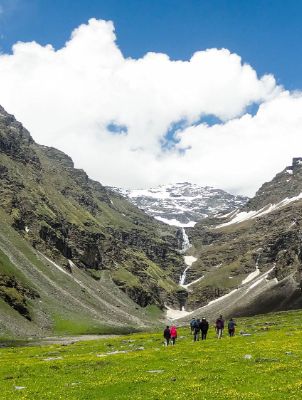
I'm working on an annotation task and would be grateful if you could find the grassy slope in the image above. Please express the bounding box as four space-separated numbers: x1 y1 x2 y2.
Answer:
0 209 164 337
0 121 182 318
1 310 302 399
0 108 184 333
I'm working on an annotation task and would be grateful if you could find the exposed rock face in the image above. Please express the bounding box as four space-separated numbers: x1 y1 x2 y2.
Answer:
0 274 39 320
109 183 248 227
186 159 302 316
244 158 302 211
0 105 184 328
0 106 40 166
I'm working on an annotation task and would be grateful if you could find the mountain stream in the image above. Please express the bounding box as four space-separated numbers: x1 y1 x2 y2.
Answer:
179 228 197 286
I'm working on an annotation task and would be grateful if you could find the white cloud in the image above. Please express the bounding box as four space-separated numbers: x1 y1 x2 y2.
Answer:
0 18 297 196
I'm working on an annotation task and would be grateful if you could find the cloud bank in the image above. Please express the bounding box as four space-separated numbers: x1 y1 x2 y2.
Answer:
0 18 300 195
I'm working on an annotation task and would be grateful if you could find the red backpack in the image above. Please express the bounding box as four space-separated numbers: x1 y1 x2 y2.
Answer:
170 326 177 338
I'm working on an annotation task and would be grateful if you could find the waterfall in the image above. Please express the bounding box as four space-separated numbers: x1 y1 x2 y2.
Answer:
180 228 191 253
179 265 190 285
178 228 197 286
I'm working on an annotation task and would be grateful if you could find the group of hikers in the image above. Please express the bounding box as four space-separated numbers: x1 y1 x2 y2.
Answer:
163 315 237 346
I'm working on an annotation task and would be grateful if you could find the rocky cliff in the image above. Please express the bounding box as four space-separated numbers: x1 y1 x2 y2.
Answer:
0 106 184 337
182 159 302 317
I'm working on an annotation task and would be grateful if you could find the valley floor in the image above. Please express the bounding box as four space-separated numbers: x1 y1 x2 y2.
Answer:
1 310 302 399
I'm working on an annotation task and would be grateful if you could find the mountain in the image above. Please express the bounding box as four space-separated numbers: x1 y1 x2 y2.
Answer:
109 183 248 227
177 157 302 320
0 105 186 337
2 103 302 336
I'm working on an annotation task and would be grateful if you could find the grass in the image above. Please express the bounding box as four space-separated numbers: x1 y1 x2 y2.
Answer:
52 314 138 336
1 309 302 399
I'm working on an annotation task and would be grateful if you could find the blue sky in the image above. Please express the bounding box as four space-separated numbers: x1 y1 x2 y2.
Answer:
0 0 302 90
0 1 302 195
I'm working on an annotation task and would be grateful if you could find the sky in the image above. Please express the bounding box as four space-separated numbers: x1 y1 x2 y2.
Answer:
0 0 302 196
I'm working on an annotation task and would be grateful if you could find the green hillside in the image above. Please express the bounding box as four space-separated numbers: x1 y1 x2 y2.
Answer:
0 105 184 336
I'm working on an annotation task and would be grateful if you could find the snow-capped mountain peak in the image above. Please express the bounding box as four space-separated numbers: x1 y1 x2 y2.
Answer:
109 182 249 227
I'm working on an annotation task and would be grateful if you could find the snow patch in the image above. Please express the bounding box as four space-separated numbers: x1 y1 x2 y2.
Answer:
111 183 248 228
216 209 239 219
241 267 260 285
184 256 197 266
217 192 302 228
165 305 192 320
246 265 275 292
207 289 239 306
155 216 196 227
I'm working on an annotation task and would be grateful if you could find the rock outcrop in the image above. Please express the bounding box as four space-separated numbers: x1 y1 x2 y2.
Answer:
0 106 184 335
185 159 302 316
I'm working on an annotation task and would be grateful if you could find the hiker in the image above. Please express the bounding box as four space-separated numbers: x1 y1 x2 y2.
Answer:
215 315 224 339
200 317 209 340
163 325 171 346
170 325 177 345
190 317 196 334
228 318 237 337
193 318 201 341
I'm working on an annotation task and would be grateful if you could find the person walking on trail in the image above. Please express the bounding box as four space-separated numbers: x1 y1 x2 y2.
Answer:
164 325 171 346
190 317 196 334
215 315 224 339
170 325 177 345
193 319 201 342
200 317 209 340
228 318 237 337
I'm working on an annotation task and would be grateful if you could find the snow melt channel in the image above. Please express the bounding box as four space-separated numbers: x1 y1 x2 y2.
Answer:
179 256 199 287
179 256 198 286
179 229 197 286
241 251 261 285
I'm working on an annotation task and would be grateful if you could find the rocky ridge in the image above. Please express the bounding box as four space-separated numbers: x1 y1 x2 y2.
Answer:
0 106 186 336
109 183 248 227
180 158 302 318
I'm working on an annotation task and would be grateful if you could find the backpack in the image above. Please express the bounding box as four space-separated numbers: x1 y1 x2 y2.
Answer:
170 327 177 338
216 318 224 329
200 320 208 331
228 321 235 330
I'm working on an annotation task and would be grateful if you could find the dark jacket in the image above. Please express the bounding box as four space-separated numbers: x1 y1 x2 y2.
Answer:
164 328 171 339
194 319 201 333
200 320 209 332
216 318 224 329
